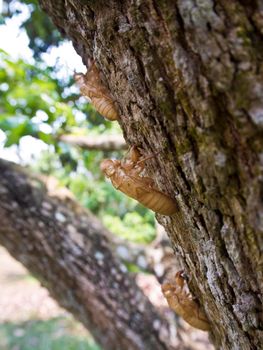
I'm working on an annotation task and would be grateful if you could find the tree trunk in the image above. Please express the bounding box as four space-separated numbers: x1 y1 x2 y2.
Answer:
0 159 176 350
39 1 263 349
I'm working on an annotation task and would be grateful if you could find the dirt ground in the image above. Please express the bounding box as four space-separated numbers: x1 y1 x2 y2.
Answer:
0 246 100 350
0 247 64 322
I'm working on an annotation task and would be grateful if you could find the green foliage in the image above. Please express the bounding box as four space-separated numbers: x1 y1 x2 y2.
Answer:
2 0 62 58
0 49 72 146
0 1 156 245
32 150 156 244
103 212 155 243
0 317 101 350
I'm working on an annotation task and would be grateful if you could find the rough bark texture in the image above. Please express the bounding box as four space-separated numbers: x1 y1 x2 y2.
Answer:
0 159 176 350
38 1 263 349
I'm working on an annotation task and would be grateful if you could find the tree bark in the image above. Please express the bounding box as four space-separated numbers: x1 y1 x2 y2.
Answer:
0 158 176 350
38 1 263 349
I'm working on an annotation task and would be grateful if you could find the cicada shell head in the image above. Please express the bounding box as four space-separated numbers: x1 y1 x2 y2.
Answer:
74 72 87 95
74 72 92 102
100 159 119 178
85 62 101 86
175 270 185 289
74 72 85 84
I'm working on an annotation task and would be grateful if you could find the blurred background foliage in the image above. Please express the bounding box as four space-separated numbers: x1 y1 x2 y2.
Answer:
0 0 156 244
0 1 156 348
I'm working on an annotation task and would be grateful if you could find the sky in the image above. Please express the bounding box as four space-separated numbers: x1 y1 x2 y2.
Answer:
0 1 86 163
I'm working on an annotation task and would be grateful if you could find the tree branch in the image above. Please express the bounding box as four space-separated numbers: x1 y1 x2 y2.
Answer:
58 134 127 151
0 158 173 350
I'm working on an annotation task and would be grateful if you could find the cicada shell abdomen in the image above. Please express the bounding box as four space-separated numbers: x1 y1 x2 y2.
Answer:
92 96 119 121
110 172 177 215
183 304 211 331
74 63 119 121
162 272 210 331
136 189 178 216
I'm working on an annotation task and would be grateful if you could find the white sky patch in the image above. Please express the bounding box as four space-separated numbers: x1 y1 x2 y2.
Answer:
0 145 21 163
0 3 86 164
38 123 53 134
73 109 87 124
0 24 33 61
0 5 85 72
0 131 49 165
31 110 49 123
0 3 33 61
19 136 49 164
0 130 20 163
42 41 86 78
